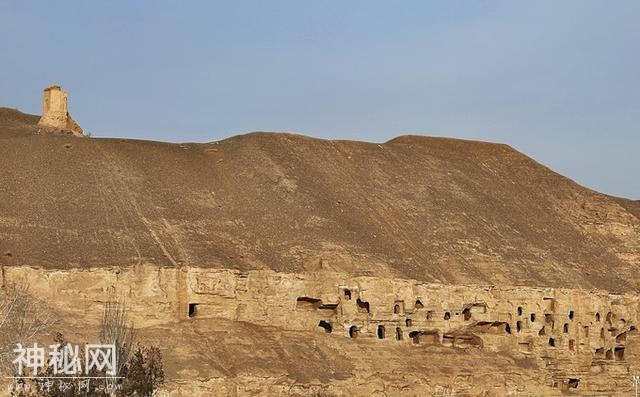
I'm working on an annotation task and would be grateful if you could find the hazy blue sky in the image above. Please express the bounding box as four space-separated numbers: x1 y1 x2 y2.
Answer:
1 1 638 198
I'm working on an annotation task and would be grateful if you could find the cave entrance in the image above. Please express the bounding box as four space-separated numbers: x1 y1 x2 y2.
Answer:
296 296 322 310
318 320 332 333
188 303 198 318
377 325 385 339
395 327 403 341
567 378 580 389
614 346 625 360
349 325 359 338
356 299 370 314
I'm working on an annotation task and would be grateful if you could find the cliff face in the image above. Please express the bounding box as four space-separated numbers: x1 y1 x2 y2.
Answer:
2 265 639 396
1 108 639 395
0 109 639 290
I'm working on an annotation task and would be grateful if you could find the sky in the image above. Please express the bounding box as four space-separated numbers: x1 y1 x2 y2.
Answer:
1 1 638 199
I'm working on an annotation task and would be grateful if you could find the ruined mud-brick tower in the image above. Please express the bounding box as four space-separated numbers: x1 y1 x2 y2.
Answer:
37 85 83 136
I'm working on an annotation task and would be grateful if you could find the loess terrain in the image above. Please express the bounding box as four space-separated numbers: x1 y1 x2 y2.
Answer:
0 107 639 396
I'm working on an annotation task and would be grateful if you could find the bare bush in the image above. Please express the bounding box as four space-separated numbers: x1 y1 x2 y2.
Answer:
99 289 136 377
0 283 55 374
5 288 163 396
99 289 164 396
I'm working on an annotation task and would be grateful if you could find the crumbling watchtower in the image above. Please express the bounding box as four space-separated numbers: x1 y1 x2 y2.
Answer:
37 85 83 136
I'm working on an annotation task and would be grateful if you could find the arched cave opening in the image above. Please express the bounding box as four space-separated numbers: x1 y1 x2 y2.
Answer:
349 325 359 338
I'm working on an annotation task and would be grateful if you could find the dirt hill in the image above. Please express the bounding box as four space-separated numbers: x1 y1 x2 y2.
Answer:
1 107 638 291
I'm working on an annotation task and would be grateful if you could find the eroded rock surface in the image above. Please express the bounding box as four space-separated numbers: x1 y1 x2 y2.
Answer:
2 265 638 396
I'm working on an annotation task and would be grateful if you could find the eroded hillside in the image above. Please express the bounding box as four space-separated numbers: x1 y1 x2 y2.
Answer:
1 107 640 395
0 108 638 291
